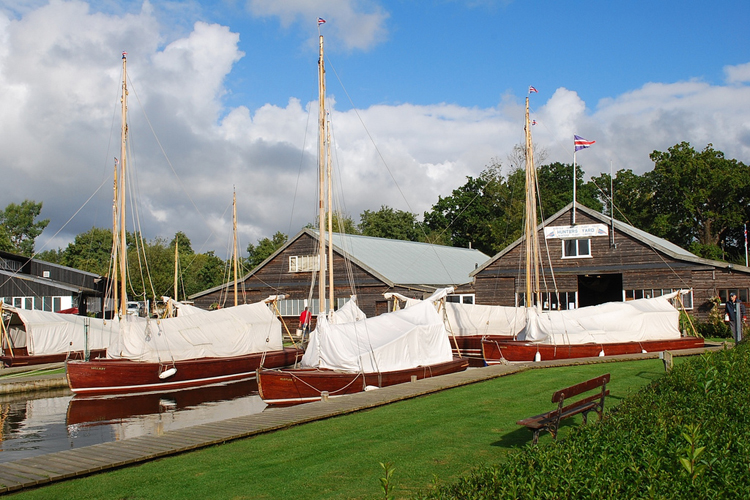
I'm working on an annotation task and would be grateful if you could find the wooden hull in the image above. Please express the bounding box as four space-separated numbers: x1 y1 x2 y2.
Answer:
1 348 107 367
257 357 470 406
66 379 259 426
481 336 705 364
66 347 303 396
450 335 514 366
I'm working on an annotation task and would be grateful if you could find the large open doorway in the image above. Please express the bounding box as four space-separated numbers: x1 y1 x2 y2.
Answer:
577 274 623 307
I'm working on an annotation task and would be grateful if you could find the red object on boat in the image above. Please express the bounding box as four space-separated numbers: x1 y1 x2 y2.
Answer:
66 347 303 395
57 307 79 314
481 336 704 364
256 357 470 406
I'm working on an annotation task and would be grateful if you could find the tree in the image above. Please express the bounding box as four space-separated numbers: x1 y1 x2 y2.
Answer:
0 200 50 256
61 227 115 276
359 206 422 241
647 142 750 260
246 232 288 268
589 169 654 231
536 162 603 218
170 231 194 256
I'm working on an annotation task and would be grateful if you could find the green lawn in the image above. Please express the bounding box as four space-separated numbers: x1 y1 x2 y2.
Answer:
10 358 671 500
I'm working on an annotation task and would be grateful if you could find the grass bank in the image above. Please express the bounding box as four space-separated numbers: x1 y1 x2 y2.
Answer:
10 358 671 499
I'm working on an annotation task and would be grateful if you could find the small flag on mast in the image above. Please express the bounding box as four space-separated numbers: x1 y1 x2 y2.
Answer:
318 17 326 25
531 120 537 125
574 135 595 151
528 86 538 93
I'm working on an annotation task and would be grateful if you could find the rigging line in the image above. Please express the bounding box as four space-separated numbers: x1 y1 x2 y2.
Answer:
126 76 218 244
0 177 112 291
325 58 460 281
587 175 692 289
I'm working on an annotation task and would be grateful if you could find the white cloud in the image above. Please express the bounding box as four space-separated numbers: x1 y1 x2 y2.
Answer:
725 62 750 84
245 0 389 51
1 2 749 266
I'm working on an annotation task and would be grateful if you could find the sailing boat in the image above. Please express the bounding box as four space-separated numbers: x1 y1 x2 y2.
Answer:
65 53 302 395
256 30 468 405
480 95 703 364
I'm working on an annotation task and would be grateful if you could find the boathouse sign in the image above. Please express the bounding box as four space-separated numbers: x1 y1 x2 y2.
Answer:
544 224 609 239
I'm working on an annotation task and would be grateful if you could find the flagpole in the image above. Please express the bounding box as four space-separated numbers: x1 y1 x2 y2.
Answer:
572 149 577 225
745 222 748 267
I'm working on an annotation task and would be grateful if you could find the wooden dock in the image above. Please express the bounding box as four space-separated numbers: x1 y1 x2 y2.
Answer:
0 344 725 494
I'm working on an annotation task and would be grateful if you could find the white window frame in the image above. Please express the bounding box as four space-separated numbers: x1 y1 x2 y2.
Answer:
289 255 321 273
446 293 475 304
561 238 592 259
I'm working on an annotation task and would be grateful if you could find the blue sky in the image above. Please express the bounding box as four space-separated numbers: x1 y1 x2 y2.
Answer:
0 0 749 260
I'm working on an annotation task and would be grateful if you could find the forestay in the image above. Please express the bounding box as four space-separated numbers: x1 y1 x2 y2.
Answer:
2 306 116 355
519 292 683 344
301 288 454 372
110 299 282 362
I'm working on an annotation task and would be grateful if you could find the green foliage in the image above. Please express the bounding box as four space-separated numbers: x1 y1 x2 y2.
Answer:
647 142 750 256
60 227 115 276
418 343 750 499
246 231 287 268
170 231 194 256
379 462 396 500
0 200 50 256
360 206 422 241
537 161 603 218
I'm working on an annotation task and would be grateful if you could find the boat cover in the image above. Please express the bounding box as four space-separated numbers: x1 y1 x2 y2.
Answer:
109 299 282 362
518 292 683 344
1 306 116 355
330 296 366 323
301 288 453 372
443 302 527 337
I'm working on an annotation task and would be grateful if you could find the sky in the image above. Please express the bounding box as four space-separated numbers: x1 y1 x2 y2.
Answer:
0 0 749 260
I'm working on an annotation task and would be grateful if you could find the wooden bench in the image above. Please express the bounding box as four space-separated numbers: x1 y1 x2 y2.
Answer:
517 373 610 444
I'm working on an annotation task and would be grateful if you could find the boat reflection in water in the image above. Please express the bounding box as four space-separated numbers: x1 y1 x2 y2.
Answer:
0 380 266 463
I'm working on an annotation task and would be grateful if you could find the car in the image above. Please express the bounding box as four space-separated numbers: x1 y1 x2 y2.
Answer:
126 301 141 316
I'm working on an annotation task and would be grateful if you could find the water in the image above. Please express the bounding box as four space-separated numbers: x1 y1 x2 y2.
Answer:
0 380 267 463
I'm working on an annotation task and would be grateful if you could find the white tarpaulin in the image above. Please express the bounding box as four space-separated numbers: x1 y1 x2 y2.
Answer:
443 302 527 337
330 296 366 323
2 306 116 355
302 288 453 372
518 293 682 344
109 300 282 362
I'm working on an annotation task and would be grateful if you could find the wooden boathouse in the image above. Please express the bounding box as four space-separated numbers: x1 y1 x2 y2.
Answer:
472 202 750 322
190 228 489 321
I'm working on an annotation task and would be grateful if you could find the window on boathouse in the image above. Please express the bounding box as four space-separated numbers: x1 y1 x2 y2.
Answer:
562 239 591 258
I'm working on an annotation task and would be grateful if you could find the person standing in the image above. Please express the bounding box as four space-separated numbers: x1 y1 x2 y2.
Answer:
725 292 746 342
299 307 312 339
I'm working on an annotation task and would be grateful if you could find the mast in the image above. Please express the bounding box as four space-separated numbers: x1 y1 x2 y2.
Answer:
524 97 540 307
317 34 327 315
112 159 119 316
326 115 334 317
174 233 179 302
118 52 129 317
233 188 239 307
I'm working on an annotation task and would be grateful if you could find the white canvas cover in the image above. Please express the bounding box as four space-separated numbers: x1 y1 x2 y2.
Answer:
2 306 116 355
161 297 207 317
443 302 527 337
518 292 683 344
109 300 282 362
330 296 366 323
301 288 453 372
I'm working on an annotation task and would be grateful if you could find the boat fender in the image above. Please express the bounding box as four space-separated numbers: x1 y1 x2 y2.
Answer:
364 385 379 391
534 351 541 362
598 349 605 357
159 367 177 379
641 349 647 354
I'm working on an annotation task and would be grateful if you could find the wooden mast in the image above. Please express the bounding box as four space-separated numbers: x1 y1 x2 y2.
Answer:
232 188 239 307
174 233 179 302
524 97 540 307
112 160 119 316
118 52 129 317
326 115 334 317
317 34 327 316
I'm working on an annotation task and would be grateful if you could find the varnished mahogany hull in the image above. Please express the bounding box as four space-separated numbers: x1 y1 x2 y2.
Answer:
66 379 259 426
481 337 705 364
450 336 514 366
66 347 303 396
1 348 107 367
257 357 470 406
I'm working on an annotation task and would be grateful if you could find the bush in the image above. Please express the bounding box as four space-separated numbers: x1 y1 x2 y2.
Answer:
417 342 750 499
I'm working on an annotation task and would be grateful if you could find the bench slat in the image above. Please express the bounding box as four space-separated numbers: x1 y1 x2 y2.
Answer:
552 373 610 403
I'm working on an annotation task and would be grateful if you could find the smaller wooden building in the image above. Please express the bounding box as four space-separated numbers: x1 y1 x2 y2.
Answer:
472 203 750 322
0 251 108 315
190 228 489 323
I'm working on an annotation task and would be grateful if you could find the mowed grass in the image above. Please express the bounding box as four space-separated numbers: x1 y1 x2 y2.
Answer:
10 358 671 500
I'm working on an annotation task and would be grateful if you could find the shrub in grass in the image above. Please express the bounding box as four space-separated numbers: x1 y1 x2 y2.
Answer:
417 342 750 499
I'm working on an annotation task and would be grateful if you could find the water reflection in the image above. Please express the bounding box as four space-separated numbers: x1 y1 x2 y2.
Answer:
0 380 266 463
